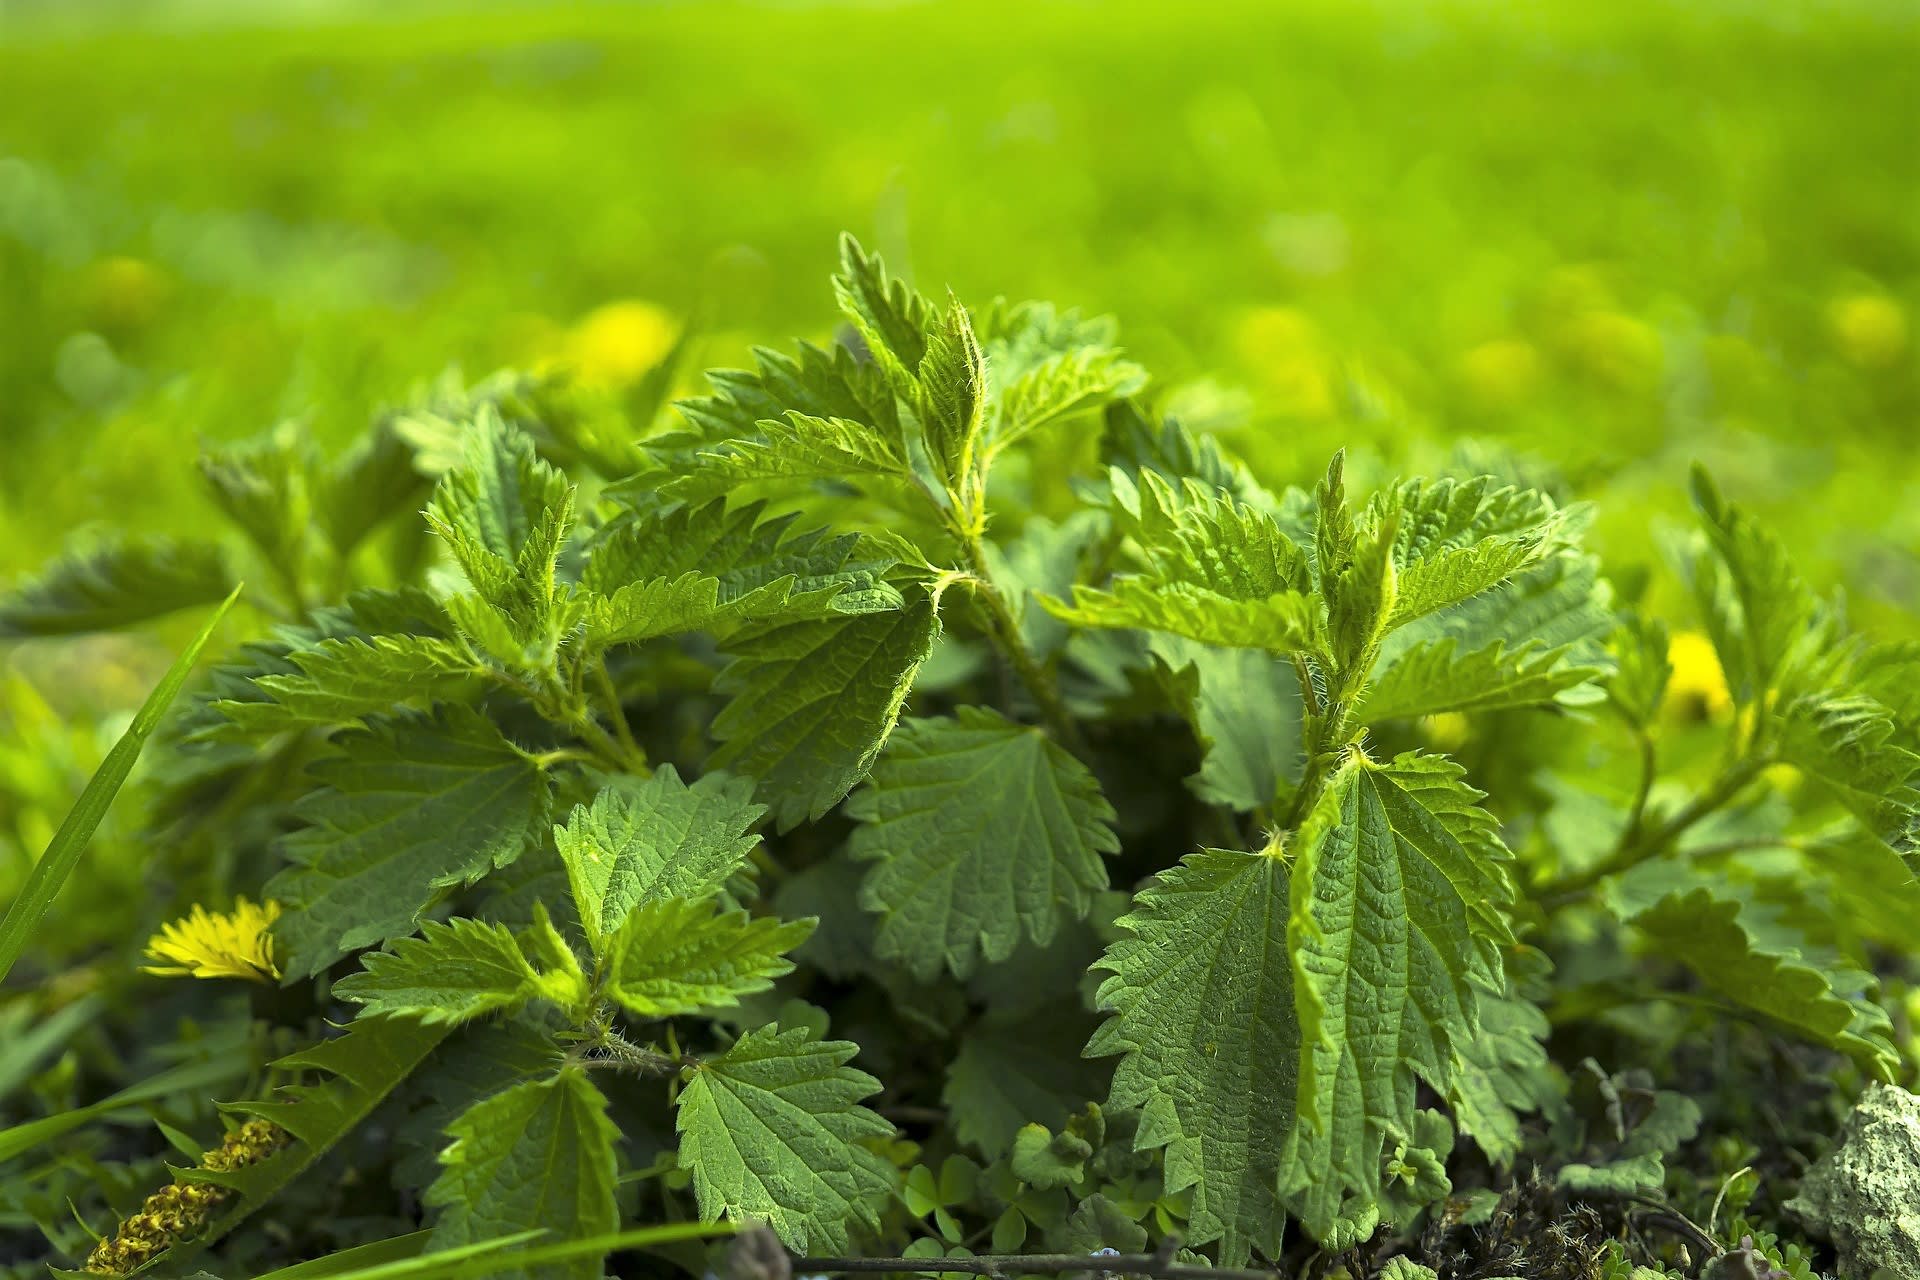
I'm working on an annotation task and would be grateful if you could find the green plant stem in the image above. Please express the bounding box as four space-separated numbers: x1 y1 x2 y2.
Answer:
590 656 644 764
1539 754 1772 907
955 538 1087 757
1621 724 1658 843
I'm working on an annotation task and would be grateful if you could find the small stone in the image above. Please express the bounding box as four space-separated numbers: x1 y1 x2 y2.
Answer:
1785 1082 1920 1280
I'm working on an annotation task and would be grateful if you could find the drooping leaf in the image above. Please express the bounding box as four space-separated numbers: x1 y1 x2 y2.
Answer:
268 706 553 979
847 706 1119 980
0 535 234 637
425 1069 619 1280
552 768 765 955
606 899 813 1018
710 592 942 829
1612 872 1900 1080
1280 755 1513 1243
1086 846 1298 1265
674 1024 896 1252
1448 947 1564 1167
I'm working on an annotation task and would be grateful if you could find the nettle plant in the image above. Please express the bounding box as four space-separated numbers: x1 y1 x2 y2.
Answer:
3 238 1916 1277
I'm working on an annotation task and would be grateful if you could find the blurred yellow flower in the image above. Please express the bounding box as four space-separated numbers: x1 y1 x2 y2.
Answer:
1568 311 1660 391
1234 305 1333 418
1419 712 1472 750
1664 630 1732 722
1827 293 1908 368
81 255 170 331
1457 338 1541 410
562 299 677 388
143 898 282 983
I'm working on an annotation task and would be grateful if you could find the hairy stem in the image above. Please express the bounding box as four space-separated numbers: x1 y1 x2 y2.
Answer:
590 656 645 765
955 538 1088 756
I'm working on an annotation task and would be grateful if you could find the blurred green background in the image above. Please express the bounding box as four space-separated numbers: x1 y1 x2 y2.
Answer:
1 0 1915 615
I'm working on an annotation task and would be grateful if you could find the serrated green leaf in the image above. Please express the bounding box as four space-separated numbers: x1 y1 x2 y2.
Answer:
847 706 1119 980
1357 636 1606 722
0 535 234 637
991 346 1144 453
662 411 918 508
711 592 941 830
1280 755 1513 1242
607 899 813 1018
674 340 901 449
1606 610 1673 728
423 407 575 659
321 416 429 556
674 1023 895 1252
1687 466 1823 702
1377 476 1562 629
983 511 1102 661
578 499 904 648
942 1012 1106 1158
916 293 987 489
425 1069 619 1280
1151 635 1305 813
1776 693 1920 862
1098 401 1268 508
1087 846 1297 1265
198 425 318 581
333 918 563 1026
268 706 553 979
834 233 932 380
552 768 764 955
1449 947 1564 1167
1614 875 1899 1079
1047 579 1316 655
219 634 483 735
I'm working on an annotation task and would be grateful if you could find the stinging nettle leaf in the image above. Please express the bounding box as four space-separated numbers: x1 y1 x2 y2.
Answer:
847 706 1120 981
1775 692 1920 863
227 634 484 735
1357 636 1607 723
1280 754 1513 1243
0 535 234 637
553 767 765 955
674 1023 896 1252
834 233 933 379
916 293 988 491
426 1069 620 1280
1150 635 1305 814
268 705 553 979
1377 476 1562 630
607 898 814 1019
1087 846 1298 1265
333 916 579 1027
710 591 942 830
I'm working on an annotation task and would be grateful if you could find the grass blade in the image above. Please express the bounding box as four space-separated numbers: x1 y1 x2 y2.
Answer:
0 584 241 984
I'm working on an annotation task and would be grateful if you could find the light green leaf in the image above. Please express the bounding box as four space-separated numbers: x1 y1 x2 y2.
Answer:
552 768 764 955
198 425 318 581
664 411 919 508
0 535 234 637
1098 401 1269 509
321 417 428 556
711 592 942 830
674 1024 896 1252
848 707 1119 980
674 339 900 449
426 1069 619 1280
1377 476 1562 628
1357 636 1606 722
1776 693 1920 862
607 899 813 1018
1047 579 1316 655
1280 755 1513 1242
1087 846 1298 1265
1615 876 1899 1080
268 706 553 978
833 233 932 379
991 346 1144 453
916 293 987 488
423 408 575 659
222 634 484 734
1687 465 1823 702
334 917 577 1026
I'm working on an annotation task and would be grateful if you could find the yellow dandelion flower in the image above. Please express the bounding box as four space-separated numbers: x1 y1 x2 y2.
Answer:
1827 293 1908 369
563 299 677 388
1664 630 1733 722
143 898 282 983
